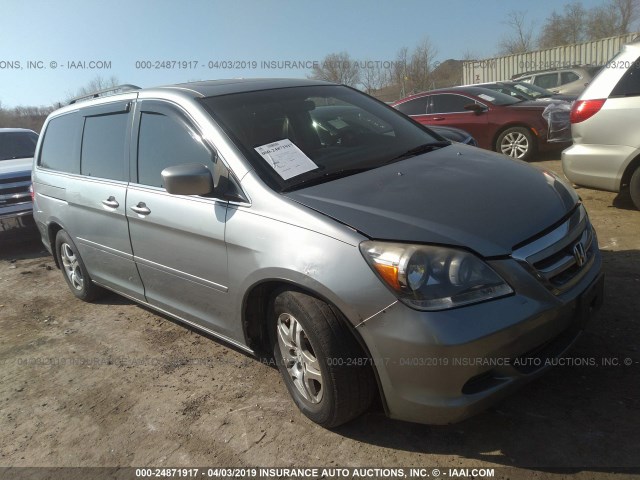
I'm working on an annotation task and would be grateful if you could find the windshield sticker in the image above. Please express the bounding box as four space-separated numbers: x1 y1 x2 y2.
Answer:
477 94 495 102
255 139 319 180
328 118 349 129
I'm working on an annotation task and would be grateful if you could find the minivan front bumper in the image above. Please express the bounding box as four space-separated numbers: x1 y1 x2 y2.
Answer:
356 250 603 425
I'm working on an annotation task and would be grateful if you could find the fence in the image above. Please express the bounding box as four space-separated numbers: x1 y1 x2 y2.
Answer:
462 32 639 85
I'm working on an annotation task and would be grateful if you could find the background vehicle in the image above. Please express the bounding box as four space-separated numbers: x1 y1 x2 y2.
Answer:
476 81 577 103
309 104 477 146
33 80 602 428
392 86 569 160
513 66 602 96
562 41 640 210
0 128 38 229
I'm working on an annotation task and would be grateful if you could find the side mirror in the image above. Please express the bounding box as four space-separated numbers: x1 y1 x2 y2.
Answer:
464 103 486 114
161 163 214 196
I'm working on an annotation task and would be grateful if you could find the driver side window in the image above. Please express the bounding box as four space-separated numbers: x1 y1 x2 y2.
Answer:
137 112 214 189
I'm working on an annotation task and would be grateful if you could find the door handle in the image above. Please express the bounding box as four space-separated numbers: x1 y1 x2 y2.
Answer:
101 196 119 208
433 117 445 121
130 202 151 215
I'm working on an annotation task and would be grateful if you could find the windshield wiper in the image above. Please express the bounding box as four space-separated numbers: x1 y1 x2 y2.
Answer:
283 167 372 191
389 141 451 162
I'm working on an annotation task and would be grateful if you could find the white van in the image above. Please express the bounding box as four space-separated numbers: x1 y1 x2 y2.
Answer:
562 41 640 210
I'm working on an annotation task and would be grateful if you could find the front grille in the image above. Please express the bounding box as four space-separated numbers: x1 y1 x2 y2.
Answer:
0 178 31 207
512 205 596 294
0 174 30 185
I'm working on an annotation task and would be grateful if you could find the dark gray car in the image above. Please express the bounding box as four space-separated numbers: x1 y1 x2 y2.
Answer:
32 79 603 427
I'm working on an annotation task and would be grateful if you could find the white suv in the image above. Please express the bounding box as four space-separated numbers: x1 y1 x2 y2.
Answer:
562 41 640 210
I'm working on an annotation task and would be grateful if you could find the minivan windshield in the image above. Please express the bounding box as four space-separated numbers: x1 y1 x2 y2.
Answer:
0 131 39 161
201 85 446 192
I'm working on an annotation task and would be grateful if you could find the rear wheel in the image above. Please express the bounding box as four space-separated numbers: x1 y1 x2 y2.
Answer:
496 127 535 161
630 167 640 210
268 289 374 428
55 230 104 302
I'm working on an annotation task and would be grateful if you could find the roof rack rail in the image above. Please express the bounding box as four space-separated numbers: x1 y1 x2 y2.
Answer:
69 84 141 105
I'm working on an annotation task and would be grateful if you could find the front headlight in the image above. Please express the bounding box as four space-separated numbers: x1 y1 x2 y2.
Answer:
360 241 513 311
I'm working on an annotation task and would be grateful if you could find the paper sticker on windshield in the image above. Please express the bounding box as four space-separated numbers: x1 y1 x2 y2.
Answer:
255 139 318 180
478 94 495 102
328 118 349 129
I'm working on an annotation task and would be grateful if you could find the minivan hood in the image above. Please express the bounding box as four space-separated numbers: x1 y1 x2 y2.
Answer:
285 145 578 257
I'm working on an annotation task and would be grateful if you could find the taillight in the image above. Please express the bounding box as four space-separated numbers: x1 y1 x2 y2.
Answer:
29 184 34 201
570 99 605 124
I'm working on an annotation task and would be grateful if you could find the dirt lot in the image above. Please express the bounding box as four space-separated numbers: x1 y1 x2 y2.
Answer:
1 159 639 478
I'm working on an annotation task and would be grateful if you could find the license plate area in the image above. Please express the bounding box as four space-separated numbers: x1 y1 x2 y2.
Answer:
578 273 604 327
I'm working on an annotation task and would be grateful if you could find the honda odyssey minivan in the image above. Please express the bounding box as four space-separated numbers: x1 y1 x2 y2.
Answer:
32 79 603 427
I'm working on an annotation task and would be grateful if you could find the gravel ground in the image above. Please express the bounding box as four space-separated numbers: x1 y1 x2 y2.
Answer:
0 159 639 479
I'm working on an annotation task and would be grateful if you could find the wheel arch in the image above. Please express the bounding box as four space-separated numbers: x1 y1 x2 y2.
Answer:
620 152 640 189
46 221 65 269
241 278 389 414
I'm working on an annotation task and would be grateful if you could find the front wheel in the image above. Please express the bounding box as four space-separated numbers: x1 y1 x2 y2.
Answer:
496 127 535 161
269 289 374 428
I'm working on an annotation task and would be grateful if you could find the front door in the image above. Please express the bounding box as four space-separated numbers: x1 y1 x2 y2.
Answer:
126 100 234 338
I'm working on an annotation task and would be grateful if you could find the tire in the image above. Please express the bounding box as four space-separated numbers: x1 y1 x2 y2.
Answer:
496 127 535 161
55 230 104 302
268 289 375 428
630 167 640 210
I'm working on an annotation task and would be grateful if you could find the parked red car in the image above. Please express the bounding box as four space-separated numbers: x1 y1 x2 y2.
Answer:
392 86 569 161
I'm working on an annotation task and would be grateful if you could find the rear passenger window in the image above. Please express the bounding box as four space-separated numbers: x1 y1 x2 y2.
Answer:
611 57 640 97
395 97 429 115
81 113 128 181
533 73 559 89
431 94 473 113
561 71 580 84
137 112 213 188
39 112 82 173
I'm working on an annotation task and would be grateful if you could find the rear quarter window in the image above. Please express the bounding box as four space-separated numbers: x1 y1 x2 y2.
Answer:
39 112 82 173
610 57 640 97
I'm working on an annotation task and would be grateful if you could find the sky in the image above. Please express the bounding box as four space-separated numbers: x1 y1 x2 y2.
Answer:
0 0 617 107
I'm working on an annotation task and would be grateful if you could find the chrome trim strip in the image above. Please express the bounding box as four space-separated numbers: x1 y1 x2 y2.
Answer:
75 237 134 261
512 205 595 295
512 206 586 262
133 255 228 293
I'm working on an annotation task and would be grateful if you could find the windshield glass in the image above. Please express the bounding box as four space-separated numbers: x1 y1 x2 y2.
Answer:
510 82 553 98
480 83 533 100
201 85 444 191
470 87 523 106
0 131 39 161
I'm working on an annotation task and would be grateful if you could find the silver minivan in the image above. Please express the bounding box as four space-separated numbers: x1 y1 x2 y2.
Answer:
33 79 604 427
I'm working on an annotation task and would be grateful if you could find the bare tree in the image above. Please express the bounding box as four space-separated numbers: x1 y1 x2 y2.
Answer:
309 52 360 87
393 47 410 98
539 2 587 48
407 38 438 93
613 0 640 33
588 0 640 37
499 11 535 54
360 60 392 94
538 12 567 49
